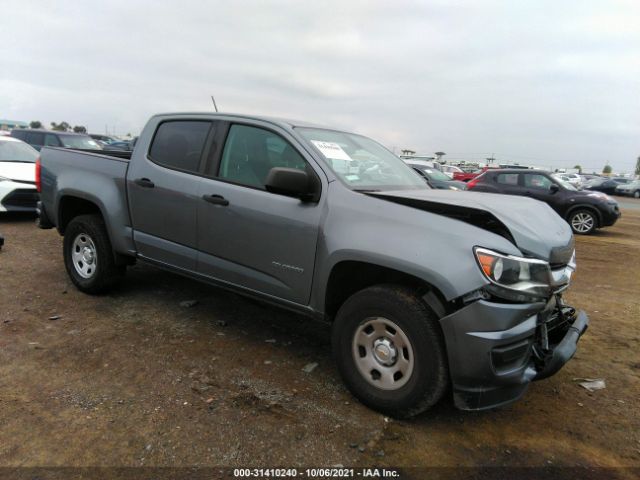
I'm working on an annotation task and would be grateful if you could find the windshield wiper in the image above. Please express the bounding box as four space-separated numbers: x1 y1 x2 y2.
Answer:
353 188 383 193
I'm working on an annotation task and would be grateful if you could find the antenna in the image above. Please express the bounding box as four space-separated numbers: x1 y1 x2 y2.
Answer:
210 95 219 112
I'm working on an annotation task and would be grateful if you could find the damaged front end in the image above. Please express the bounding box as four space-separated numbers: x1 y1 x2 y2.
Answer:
439 250 589 411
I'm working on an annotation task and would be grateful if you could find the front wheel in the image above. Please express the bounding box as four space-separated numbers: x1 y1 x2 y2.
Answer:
634 190 640 199
332 285 449 418
568 209 597 235
63 214 125 293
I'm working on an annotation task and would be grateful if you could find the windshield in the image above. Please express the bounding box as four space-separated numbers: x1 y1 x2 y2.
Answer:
297 128 427 191
554 177 577 191
412 166 451 182
0 140 39 162
58 135 102 150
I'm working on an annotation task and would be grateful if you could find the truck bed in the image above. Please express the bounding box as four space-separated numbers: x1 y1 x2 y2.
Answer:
39 146 134 255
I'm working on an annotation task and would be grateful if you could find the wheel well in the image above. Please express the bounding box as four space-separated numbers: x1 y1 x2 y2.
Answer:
324 261 448 320
566 205 601 227
58 196 102 234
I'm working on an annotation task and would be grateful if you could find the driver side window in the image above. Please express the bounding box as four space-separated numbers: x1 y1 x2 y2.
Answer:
524 174 553 190
217 124 308 189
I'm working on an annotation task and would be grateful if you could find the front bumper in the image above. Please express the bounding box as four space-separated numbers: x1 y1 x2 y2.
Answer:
0 187 39 212
440 296 589 411
600 203 621 227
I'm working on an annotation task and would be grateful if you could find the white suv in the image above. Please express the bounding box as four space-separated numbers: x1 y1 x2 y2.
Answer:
0 136 39 212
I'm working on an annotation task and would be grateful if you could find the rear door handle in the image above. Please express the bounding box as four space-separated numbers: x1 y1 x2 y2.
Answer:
202 194 229 206
134 178 155 188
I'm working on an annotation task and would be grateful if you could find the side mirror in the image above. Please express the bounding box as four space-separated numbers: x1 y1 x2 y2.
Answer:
549 184 560 194
265 167 318 202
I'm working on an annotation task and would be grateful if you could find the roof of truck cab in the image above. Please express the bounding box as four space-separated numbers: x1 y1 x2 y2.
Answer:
153 112 333 130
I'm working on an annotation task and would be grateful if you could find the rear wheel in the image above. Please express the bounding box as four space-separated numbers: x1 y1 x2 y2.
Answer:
332 285 449 418
63 214 125 293
568 209 597 235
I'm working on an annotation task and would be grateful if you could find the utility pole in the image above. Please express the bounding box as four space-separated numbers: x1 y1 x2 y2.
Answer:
211 95 219 112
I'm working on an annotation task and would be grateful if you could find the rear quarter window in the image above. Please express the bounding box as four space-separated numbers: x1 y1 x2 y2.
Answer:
148 121 212 173
11 130 27 140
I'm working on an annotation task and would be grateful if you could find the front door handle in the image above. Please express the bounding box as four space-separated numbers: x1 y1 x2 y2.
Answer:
202 194 229 206
134 178 155 188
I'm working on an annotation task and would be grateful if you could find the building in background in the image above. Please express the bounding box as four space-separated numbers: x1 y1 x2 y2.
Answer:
0 119 28 131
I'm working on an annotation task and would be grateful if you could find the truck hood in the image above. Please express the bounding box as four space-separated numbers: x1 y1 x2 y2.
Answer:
0 161 36 184
368 189 574 264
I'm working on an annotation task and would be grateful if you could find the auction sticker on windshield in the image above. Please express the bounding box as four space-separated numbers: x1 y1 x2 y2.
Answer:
311 141 352 161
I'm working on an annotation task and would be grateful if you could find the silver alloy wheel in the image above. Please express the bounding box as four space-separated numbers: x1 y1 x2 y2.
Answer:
71 233 98 279
352 317 415 390
634 190 640 199
571 212 595 233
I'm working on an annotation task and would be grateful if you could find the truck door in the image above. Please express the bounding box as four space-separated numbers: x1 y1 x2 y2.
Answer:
196 122 323 305
127 119 214 270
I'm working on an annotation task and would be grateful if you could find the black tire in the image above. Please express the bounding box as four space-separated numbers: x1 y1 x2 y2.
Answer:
63 214 125 294
567 209 598 235
332 285 449 418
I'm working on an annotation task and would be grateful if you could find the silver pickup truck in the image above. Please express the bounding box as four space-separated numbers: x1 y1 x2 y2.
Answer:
37 113 588 417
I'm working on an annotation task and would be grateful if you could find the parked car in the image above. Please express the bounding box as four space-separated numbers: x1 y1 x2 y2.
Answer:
11 129 102 151
452 165 496 183
0 136 39 212
612 177 630 184
89 134 119 144
467 169 620 234
407 162 467 190
37 112 588 417
552 173 582 188
615 180 640 198
102 140 134 151
581 177 624 195
440 164 464 179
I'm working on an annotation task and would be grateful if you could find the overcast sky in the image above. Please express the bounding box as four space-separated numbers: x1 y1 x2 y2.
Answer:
2 0 639 172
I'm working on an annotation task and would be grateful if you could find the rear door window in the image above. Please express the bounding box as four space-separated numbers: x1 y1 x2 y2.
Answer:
26 132 45 146
149 121 212 173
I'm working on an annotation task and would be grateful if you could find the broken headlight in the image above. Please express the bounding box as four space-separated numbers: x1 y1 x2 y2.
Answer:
474 247 552 300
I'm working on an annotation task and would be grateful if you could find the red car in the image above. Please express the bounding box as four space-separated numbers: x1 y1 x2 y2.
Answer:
453 166 489 182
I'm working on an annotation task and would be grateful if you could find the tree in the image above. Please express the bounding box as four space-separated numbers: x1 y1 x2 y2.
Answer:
73 125 87 133
573 164 582 173
602 164 612 175
401 149 416 156
51 121 70 132
29 121 42 129
636 157 640 176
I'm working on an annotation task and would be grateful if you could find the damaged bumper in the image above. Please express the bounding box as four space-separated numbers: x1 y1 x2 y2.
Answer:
440 296 589 411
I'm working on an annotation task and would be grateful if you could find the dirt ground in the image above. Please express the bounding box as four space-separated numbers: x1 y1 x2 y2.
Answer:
0 201 639 476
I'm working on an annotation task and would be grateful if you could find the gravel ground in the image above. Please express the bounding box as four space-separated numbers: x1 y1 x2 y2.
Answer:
0 202 638 476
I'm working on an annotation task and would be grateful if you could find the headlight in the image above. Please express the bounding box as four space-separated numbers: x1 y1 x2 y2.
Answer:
474 247 552 300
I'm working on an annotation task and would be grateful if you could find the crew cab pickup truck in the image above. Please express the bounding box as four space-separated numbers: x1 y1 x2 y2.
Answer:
37 113 588 417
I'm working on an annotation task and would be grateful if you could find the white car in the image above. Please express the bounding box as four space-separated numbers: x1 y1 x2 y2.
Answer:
440 164 464 179
552 173 582 188
0 136 39 212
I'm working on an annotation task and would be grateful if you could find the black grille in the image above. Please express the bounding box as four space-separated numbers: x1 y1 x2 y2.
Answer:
2 189 39 209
